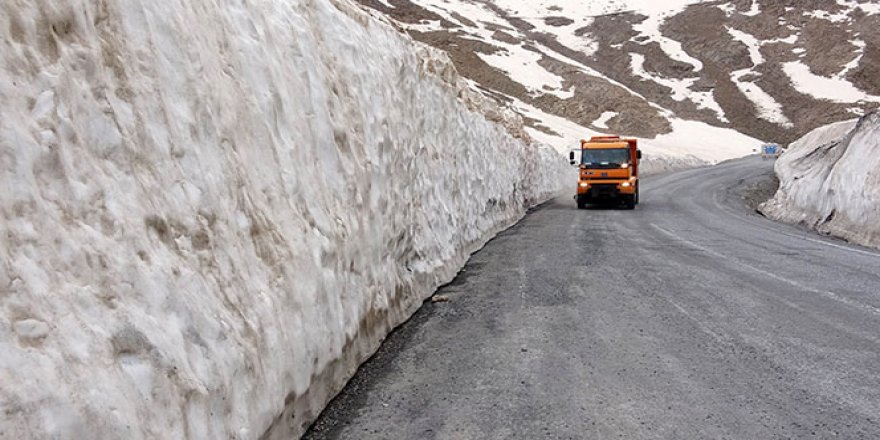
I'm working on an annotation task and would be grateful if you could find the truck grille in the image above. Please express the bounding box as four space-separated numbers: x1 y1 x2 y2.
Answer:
590 184 619 197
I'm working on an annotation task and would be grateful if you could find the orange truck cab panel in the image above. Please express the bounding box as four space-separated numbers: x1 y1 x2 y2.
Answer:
569 136 642 209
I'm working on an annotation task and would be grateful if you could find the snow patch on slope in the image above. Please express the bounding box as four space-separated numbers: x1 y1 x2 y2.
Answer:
629 53 727 121
836 39 866 79
529 17 599 57
805 1 880 22
490 0 704 17
761 113 880 248
632 10 704 73
479 46 574 99
0 0 567 438
726 28 793 127
783 62 880 104
592 111 618 129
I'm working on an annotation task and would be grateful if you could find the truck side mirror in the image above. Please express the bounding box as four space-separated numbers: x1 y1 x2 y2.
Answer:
637 150 642 160
569 151 576 165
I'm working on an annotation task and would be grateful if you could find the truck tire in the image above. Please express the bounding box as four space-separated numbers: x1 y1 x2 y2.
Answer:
635 187 640 205
577 195 588 210
623 195 636 210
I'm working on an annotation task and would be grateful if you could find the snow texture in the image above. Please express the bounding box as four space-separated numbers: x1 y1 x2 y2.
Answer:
0 0 568 439
760 112 880 248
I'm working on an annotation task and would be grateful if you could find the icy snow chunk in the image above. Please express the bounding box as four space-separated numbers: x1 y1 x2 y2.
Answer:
13 319 50 342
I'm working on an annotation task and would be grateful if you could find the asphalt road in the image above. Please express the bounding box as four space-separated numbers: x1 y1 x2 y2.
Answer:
304 156 880 440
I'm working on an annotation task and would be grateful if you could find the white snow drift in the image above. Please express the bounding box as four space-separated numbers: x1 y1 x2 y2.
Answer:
0 0 567 439
760 112 880 248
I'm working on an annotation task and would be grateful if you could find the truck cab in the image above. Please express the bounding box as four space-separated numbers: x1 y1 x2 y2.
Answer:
569 136 642 210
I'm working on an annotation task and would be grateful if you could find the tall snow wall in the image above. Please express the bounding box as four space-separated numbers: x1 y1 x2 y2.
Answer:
0 0 568 438
760 112 880 249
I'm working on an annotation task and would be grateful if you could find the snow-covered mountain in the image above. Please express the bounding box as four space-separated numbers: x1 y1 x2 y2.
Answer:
355 0 880 165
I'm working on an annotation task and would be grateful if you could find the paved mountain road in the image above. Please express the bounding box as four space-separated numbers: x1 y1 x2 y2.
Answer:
304 156 880 439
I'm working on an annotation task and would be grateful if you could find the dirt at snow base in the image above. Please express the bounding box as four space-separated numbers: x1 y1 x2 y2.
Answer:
739 165 780 212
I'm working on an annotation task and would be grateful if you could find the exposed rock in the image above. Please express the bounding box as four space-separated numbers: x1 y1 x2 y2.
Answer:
544 16 574 27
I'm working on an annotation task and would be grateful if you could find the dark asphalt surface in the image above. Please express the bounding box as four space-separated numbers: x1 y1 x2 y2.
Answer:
304 156 880 440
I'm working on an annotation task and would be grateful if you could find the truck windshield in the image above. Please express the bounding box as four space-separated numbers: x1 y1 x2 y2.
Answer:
581 148 630 166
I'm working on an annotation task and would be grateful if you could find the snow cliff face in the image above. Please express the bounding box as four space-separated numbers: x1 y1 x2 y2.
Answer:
760 112 880 249
0 0 567 438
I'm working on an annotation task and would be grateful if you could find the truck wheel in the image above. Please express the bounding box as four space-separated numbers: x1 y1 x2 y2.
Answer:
623 195 636 210
635 188 640 205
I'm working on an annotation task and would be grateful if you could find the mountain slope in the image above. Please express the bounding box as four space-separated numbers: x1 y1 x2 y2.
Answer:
355 0 880 164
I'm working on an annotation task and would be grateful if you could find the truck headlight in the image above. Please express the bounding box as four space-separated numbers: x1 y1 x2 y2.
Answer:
621 163 630 169
579 182 590 188
621 182 631 188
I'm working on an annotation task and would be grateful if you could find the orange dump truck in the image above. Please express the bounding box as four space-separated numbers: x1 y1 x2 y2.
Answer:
569 136 642 210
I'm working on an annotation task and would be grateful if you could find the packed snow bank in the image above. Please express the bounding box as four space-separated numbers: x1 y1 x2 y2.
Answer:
760 112 880 248
0 1 567 439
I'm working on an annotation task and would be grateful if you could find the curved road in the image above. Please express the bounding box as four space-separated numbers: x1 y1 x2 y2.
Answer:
305 156 880 439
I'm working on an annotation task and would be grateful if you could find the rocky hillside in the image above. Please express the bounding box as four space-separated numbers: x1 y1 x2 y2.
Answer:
354 0 880 161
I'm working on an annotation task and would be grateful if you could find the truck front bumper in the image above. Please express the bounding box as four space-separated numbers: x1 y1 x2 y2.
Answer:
577 180 636 198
